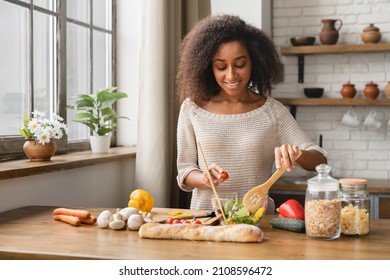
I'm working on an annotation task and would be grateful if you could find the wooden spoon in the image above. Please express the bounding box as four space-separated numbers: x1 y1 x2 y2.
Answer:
243 149 302 213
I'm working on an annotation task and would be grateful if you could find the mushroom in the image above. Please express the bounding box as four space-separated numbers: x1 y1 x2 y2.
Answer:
119 207 139 221
97 210 114 228
127 213 144 231
109 208 126 230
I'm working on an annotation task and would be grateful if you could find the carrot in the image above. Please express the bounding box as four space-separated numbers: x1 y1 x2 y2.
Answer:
79 215 97 225
53 208 91 219
53 214 81 226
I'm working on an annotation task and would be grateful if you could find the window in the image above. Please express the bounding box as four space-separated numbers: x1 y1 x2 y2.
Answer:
0 0 116 160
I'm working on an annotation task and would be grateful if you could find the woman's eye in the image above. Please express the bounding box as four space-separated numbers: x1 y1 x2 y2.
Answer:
236 64 245 68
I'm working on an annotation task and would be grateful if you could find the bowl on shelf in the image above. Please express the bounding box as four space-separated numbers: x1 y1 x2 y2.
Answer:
304 88 324 98
290 36 316 46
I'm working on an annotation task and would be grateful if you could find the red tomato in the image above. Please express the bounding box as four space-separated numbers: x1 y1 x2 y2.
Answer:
165 217 175 224
192 219 202 224
172 219 182 224
220 171 229 180
182 220 191 224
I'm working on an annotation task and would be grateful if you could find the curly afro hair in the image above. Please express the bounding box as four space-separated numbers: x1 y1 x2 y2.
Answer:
177 14 282 104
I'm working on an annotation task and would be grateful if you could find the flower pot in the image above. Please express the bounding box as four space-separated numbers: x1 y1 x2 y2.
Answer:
90 135 111 153
23 139 57 161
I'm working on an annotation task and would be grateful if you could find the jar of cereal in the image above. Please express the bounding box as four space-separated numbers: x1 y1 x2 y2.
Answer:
305 164 341 240
339 178 370 236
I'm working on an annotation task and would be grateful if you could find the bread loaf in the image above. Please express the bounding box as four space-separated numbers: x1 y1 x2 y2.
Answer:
138 223 263 243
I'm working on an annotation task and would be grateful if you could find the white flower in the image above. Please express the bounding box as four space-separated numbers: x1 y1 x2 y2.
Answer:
21 111 69 143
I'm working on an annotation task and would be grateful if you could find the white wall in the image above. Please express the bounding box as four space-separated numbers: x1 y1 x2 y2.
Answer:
0 160 136 213
272 0 390 180
211 0 272 35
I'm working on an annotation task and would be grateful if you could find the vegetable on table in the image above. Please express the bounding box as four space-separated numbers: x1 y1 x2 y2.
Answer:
270 218 305 233
53 214 81 226
277 199 305 221
127 214 144 231
79 215 97 225
52 208 91 219
109 208 126 230
128 189 154 213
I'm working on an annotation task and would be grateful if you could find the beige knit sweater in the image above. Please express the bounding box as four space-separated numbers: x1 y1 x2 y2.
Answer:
176 97 326 210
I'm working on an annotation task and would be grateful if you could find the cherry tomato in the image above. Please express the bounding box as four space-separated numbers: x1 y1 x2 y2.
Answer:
172 219 182 224
220 171 229 180
182 220 191 224
165 217 175 224
192 219 202 224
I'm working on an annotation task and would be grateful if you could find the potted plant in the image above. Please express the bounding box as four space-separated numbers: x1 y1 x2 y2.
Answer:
20 111 69 161
66 87 129 153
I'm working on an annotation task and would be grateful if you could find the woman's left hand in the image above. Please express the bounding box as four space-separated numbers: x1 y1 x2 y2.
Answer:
274 144 301 172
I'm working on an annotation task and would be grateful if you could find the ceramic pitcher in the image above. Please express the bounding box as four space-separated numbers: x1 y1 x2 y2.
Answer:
320 19 342 45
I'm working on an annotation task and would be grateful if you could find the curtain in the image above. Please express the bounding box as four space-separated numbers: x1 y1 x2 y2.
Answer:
135 0 211 208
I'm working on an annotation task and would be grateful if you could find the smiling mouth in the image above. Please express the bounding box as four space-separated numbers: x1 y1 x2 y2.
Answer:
224 81 240 88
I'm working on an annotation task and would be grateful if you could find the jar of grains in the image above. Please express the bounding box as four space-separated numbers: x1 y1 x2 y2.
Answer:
339 178 370 236
305 164 341 240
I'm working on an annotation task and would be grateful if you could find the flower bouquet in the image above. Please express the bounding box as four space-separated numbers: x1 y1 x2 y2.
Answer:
20 111 69 161
20 110 69 145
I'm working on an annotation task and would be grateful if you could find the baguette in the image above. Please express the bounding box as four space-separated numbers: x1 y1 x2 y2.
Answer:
138 223 263 243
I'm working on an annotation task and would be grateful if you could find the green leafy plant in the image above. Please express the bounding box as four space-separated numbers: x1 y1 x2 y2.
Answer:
66 87 129 136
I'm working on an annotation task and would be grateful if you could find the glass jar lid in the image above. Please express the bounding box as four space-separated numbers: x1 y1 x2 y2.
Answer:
307 164 339 191
339 178 367 191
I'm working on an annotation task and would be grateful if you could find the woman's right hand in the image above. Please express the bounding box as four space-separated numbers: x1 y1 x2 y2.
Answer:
202 163 229 188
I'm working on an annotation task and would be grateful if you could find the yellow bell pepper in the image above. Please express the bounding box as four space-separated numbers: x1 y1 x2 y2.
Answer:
254 207 265 219
128 189 154 212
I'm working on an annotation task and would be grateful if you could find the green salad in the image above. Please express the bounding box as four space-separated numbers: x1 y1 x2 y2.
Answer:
221 198 260 225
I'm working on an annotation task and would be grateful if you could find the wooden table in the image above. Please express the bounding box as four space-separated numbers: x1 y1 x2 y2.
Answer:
1 206 390 260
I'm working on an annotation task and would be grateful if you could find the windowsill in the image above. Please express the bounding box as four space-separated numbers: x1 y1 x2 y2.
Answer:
0 146 137 181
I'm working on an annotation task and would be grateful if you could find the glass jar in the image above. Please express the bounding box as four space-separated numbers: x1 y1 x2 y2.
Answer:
339 178 370 235
305 164 341 240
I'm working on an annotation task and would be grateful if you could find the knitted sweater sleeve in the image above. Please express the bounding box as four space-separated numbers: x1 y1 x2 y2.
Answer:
176 99 199 192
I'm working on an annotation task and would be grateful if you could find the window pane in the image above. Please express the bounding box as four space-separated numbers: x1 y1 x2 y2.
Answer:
93 30 112 93
93 0 112 30
0 2 30 136
67 22 90 141
34 0 57 12
33 11 57 115
67 0 90 24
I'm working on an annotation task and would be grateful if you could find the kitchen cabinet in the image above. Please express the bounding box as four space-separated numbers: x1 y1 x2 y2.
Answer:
280 43 390 83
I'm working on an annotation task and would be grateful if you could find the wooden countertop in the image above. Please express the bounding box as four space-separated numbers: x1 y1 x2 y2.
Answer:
274 178 390 194
1 206 390 260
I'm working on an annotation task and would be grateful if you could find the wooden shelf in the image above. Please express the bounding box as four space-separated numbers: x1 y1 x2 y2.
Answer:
276 98 390 106
281 43 390 56
279 43 390 83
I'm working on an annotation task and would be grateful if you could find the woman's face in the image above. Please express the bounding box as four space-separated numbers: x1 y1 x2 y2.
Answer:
212 40 252 97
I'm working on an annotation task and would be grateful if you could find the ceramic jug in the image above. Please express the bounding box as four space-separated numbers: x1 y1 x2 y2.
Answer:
320 19 342 45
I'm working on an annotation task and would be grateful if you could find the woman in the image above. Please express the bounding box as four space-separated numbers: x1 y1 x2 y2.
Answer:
176 15 327 211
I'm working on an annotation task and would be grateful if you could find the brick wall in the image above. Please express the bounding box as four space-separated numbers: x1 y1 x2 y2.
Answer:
272 0 390 179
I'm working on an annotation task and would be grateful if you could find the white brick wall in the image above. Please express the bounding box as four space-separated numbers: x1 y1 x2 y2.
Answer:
272 0 390 179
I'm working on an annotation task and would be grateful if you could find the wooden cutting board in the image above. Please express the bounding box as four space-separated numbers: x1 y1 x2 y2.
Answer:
148 208 220 225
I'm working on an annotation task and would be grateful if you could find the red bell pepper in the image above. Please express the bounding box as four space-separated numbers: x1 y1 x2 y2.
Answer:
277 199 305 221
